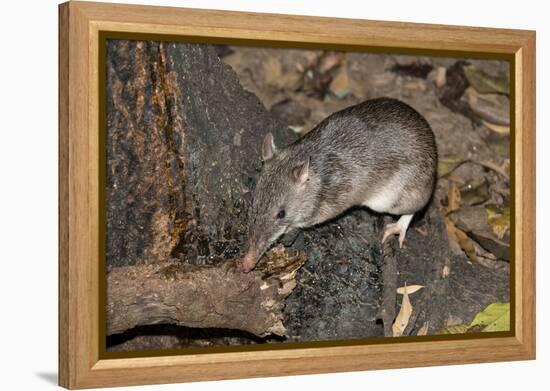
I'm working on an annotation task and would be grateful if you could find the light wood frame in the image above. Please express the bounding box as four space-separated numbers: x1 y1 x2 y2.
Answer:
59 1 536 388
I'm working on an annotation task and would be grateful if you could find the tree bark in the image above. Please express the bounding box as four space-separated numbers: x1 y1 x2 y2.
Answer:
106 40 295 268
107 246 306 337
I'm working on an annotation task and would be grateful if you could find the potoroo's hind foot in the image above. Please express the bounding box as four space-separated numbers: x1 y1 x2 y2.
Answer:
382 214 414 248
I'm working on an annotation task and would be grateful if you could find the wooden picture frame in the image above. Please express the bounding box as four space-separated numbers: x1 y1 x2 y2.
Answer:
59 1 536 388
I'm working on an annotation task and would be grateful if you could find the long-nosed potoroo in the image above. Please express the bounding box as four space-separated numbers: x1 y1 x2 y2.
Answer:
242 97 437 272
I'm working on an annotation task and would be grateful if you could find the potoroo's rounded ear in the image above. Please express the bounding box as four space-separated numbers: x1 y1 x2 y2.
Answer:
292 158 309 184
261 132 277 162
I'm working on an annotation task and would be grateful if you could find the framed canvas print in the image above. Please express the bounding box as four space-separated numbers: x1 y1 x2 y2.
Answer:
58 1 535 389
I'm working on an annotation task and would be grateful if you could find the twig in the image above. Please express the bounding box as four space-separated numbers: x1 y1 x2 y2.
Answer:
470 159 509 180
442 159 509 180
377 237 398 337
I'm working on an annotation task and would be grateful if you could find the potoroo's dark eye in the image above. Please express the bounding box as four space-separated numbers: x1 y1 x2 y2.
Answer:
276 210 286 219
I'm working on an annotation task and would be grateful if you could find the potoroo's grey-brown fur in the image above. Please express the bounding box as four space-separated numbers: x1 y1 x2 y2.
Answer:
242 97 437 272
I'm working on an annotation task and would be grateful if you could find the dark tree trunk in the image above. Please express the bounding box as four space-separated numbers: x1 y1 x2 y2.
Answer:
106 40 295 268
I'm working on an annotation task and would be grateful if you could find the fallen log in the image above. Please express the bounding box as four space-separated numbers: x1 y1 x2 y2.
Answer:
107 246 306 337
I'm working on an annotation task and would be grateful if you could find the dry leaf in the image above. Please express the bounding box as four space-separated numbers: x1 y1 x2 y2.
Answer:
329 68 351 98
471 159 510 179
417 322 429 336
486 206 510 240
428 66 447 88
482 120 510 135
434 67 446 87
463 65 509 95
464 87 509 125
396 285 424 295
445 217 478 262
438 156 467 177
503 159 510 176
263 57 283 86
392 285 413 337
454 226 478 262
442 265 451 278
318 52 345 73
437 324 469 335
262 57 302 91
449 200 509 260
414 225 428 236
446 183 461 214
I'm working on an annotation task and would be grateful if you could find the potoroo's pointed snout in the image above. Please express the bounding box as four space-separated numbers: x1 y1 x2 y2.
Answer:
242 246 258 273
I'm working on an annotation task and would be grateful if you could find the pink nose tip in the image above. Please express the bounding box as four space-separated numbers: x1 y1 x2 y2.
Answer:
242 250 257 273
